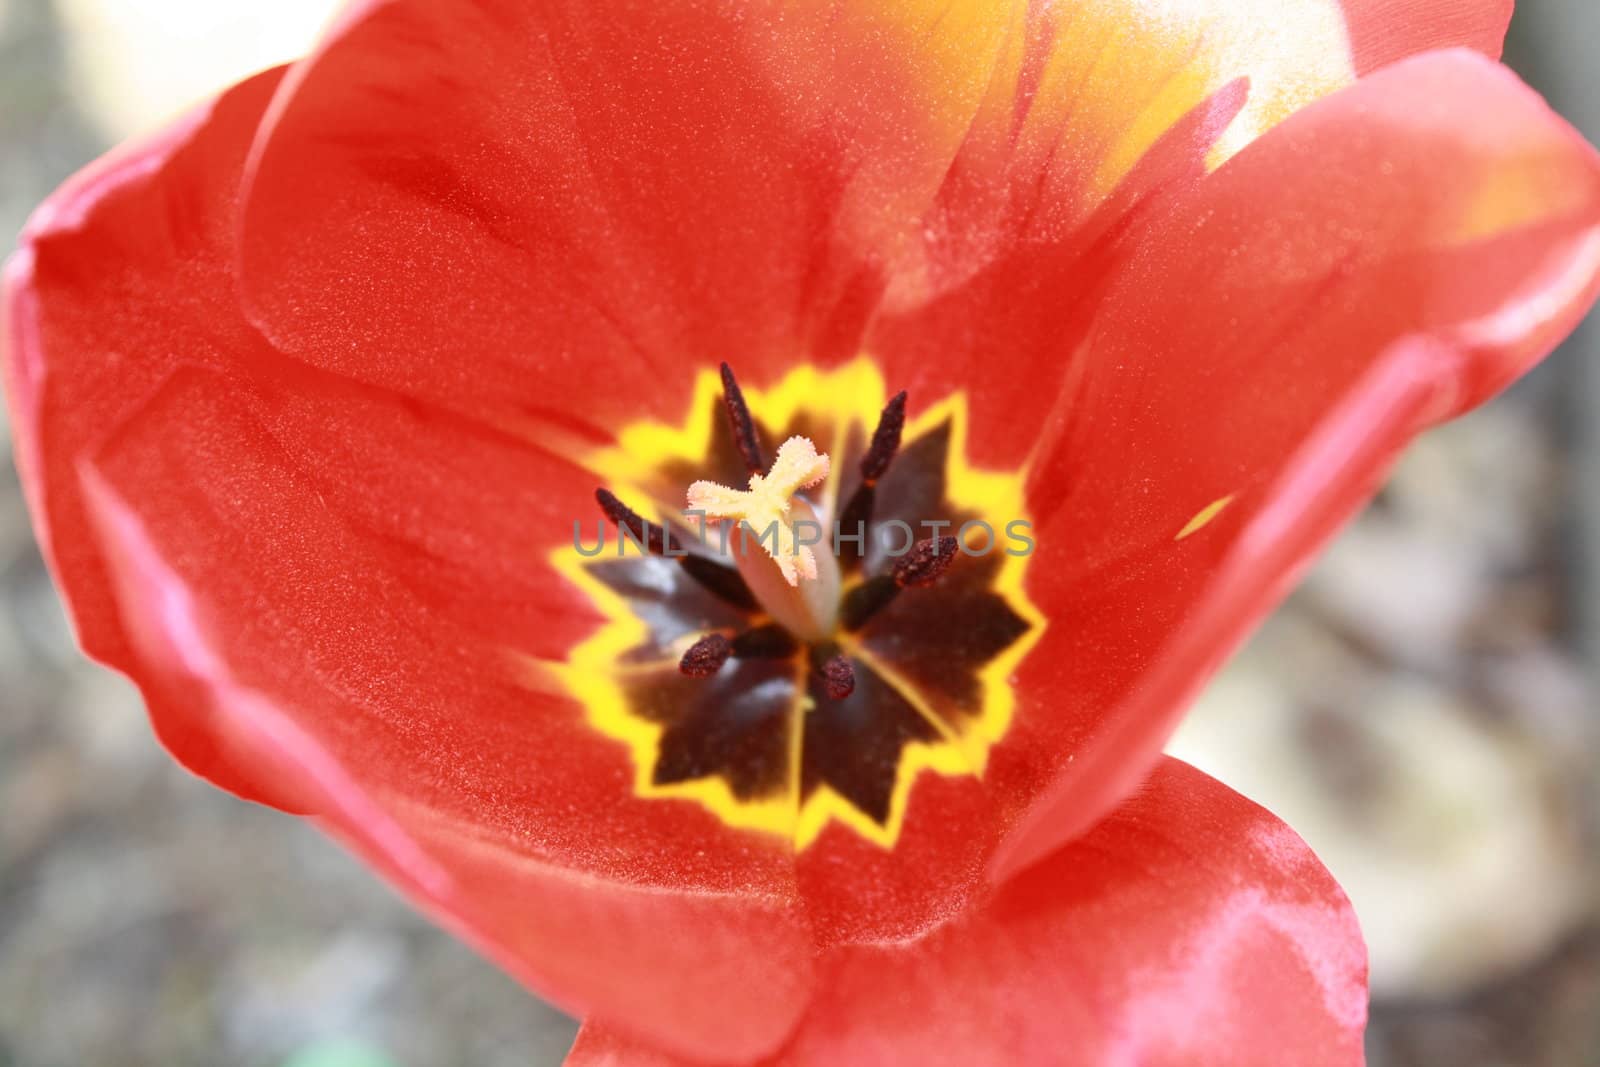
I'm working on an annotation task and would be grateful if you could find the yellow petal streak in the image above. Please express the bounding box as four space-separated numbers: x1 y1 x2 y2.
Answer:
1016 0 1357 214
1177 494 1235 540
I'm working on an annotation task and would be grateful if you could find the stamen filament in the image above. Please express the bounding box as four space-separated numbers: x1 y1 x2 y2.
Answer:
730 624 800 659
839 536 960 631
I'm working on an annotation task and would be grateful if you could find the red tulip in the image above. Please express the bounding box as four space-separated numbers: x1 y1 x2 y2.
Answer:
5 0 1598 1063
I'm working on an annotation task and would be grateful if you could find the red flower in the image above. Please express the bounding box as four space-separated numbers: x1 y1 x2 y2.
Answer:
5 0 1599 1063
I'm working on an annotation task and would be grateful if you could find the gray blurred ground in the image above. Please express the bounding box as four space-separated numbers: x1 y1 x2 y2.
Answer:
2 2 1599 1065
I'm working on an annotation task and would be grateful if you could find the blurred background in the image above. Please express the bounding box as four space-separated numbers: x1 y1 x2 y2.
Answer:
1 1 1598 1064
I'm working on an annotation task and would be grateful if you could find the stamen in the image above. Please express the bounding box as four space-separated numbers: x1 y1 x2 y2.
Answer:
678 625 799 679
679 554 759 611
892 534 960 587
595 489 757 610
837 391 907 571
720 363 765 475
860 391 907 482
680 633 732 677
596 488 668 555
820 655 856 700
839 536 960 631
730 624 800 659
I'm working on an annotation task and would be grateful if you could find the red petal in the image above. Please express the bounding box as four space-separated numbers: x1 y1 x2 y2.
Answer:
1341 0 1511 73
567 1025 689 1067
236 0 1021 428
4 67 594 808
872 4 1511 472
235 0 1388 429
78 370 814 1061
7 63 818 1062
3 9 1585 1045
569 758 1368 1067
989 50 1600 880
224 0 1363 952
873 0 1383 367
3 69 307 808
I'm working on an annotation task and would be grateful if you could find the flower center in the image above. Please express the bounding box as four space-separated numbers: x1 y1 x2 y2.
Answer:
551 358 1045 849
599 366 972 698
